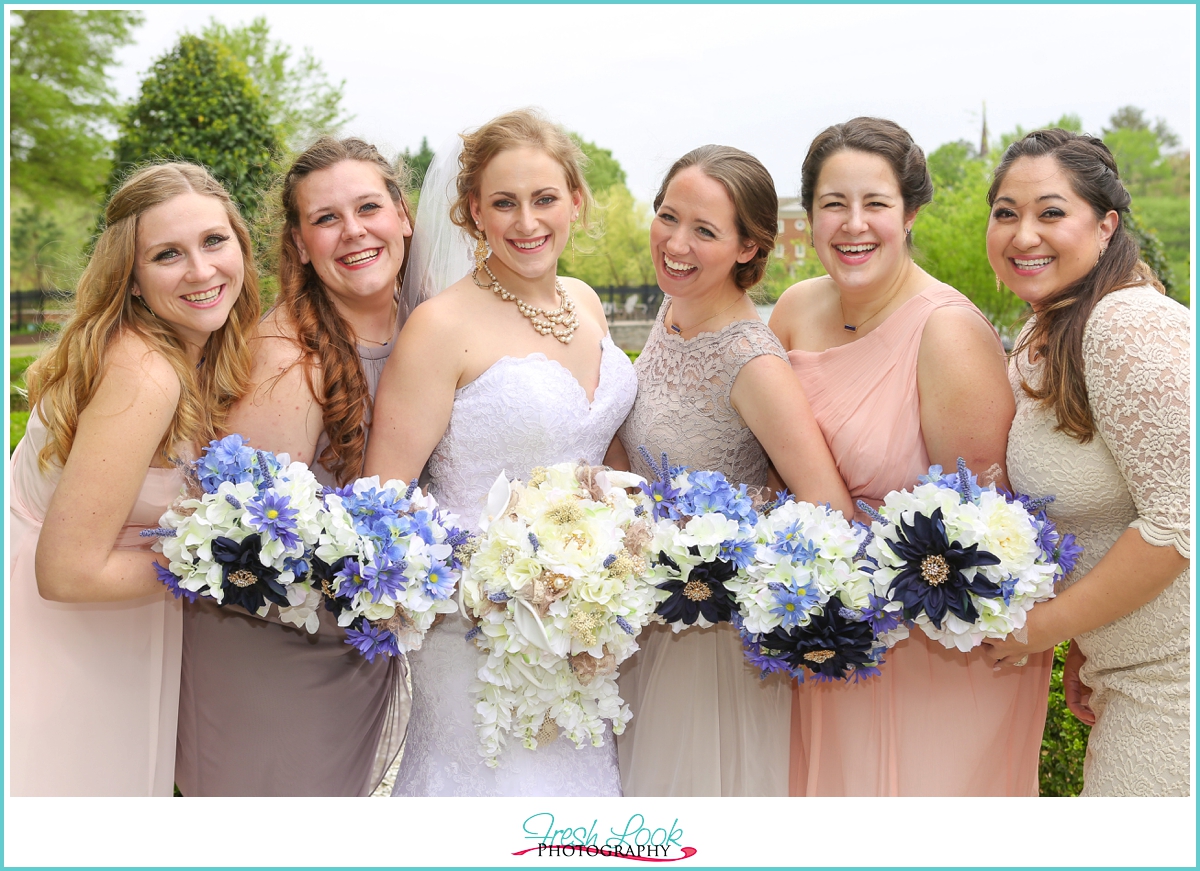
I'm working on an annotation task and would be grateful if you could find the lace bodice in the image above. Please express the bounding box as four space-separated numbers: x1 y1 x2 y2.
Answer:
1007 284 1191 796
393 334 635 796
619 301 787 486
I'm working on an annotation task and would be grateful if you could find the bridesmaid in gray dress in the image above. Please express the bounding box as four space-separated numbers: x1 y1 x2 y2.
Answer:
175 138 415 795
615 146 852 797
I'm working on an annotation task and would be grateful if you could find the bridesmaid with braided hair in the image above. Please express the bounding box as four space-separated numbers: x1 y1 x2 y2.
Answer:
175 137 415 796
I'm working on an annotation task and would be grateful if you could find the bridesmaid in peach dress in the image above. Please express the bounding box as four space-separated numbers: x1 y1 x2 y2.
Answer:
769 117 1052 796
8 164 258 795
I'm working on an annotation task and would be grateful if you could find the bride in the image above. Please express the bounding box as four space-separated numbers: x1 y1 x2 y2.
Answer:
365 108 635 796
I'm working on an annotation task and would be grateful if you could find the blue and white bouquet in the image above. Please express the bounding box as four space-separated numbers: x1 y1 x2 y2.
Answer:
638 450 757 631
461 462 659 766
728 496 898 683
861 459 1081 653
153 435 325 629
314 476 469 661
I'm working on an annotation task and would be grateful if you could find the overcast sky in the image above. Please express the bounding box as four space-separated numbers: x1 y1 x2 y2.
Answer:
103 4 1196 203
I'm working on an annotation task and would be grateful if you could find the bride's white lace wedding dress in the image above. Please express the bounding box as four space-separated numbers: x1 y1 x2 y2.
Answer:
391 335 637 796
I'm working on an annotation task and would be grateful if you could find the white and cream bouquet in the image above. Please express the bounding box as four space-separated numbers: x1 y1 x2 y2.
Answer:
728 495 899 683
151 434 325 627
313 476 469 661
460 462 658 766
860 459 1081 653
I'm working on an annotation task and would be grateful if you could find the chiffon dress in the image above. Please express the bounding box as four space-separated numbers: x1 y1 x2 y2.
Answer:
615 303 793 797
175 330 407 796
786 283 1052 796
1008 285 1190 796
391 334 635 796
8 409 184 796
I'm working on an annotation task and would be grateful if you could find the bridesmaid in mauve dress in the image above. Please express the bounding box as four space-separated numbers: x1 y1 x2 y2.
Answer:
615 146 852 797
8 164 259 795
770 117 1051 796
175 138 414 796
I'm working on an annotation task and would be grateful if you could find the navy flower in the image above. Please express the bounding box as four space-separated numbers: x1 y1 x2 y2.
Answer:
655 547 738 626
757 595 878 681
884 506 1003 629
210 533 290 613
312 555 350 618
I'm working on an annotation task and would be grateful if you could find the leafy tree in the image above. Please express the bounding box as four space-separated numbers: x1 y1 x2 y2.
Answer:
402 137 436 191
9 207 64 289
199 17 351 151
572 134 627 193
111 35 282 225
1102 106 1180 196
9 10 143 207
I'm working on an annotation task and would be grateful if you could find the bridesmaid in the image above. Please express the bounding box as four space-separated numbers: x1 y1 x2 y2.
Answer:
769 117 1050 795
9 163 258 795
174 137 414 796
616 145 852 797
981 129 1190 796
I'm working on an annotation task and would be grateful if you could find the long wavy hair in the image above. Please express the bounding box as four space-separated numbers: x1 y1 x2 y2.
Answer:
988 128 1164 443
27 162 260 471
274 137 414 485
654 145 778 291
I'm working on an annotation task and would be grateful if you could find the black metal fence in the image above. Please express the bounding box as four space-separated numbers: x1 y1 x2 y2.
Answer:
594 285 662 320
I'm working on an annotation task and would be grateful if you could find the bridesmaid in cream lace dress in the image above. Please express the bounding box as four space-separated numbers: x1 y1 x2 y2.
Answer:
9 164 257 795
981 129 1190 796
616 146 852 797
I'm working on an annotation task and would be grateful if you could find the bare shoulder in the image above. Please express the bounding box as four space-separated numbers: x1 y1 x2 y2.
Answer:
769 276 836 346
559 276 606 322
101 330 181 408
921 304 1001 360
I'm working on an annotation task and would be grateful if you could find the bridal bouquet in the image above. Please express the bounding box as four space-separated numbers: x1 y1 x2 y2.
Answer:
638 450 757 631
728 496 899 683
860 459 1081 653
460 462 658 766
314 477 469 661
152 435 325 627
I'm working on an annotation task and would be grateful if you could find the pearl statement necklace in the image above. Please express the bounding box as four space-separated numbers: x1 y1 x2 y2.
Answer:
478 259 577 344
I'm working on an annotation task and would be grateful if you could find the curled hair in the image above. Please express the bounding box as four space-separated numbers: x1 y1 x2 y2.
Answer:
653 145 778 291
988 128 1163 443
800 116 933 250
449 108 593 237
274 136 415 485
26 163 260 471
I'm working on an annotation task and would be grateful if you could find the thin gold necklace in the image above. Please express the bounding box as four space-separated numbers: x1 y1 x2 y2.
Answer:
840 283 903 333
476 258 577 344
668 296 742 335
356 295 398 346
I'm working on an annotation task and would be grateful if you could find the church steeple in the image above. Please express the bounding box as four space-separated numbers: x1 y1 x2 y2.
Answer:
980 101 989 159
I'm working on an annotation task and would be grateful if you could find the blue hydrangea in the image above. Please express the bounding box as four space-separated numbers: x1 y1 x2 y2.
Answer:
678 470 756 525
197 434 259 493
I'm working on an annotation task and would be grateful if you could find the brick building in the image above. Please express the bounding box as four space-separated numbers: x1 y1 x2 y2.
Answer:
775 196 809 267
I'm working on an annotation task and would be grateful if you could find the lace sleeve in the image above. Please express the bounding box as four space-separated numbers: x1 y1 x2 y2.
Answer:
1084 287 1192 557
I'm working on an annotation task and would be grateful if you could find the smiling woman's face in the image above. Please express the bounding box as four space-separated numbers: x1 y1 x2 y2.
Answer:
987 154 1117 310
291 159 412 305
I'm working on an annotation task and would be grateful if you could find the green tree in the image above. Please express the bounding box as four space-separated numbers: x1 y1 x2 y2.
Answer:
572 134 627 193
1102 106 1181 197
111 35 282 225
199 17 351 151
402 137 436 191
9 10 143 207
9 207 65 290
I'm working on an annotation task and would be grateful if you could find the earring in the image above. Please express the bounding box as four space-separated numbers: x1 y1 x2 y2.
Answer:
905 227 912 238
473 232 489 276
995 277 1005 294
133 293 156 317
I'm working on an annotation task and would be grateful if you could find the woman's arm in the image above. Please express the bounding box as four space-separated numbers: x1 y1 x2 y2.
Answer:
35 336 183 603
224 332 324 464
917 306 1015 488
984 292 1191 666
364 298 464 483
730 354 853 516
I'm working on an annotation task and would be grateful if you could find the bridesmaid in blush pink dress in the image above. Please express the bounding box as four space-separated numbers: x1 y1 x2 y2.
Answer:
769 118 1052 796
8 164 259 795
